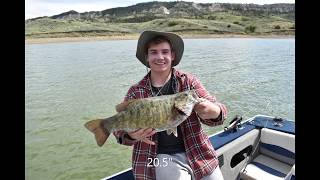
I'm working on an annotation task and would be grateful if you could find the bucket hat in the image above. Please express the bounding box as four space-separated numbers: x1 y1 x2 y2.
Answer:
136 31 184 68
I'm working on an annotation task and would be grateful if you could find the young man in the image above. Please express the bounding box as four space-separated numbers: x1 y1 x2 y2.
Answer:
114 31 227 180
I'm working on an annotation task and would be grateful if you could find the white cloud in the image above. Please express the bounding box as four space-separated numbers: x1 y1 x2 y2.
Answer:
25 1 126 19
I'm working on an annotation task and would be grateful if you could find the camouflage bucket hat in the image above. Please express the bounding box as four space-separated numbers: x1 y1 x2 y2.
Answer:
136 30 184 68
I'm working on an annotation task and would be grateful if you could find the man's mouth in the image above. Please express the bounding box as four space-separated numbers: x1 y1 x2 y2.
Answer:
154 61 166 65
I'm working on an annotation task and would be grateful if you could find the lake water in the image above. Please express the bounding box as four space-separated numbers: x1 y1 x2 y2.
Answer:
25 38 294 180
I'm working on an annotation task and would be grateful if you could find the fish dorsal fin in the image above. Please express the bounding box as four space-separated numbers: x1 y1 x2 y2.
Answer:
166 128 178 137
126 99 138 106
115 99 139 112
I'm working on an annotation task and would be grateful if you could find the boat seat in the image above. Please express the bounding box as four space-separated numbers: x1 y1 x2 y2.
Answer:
284 164 295 180
240 128 295 180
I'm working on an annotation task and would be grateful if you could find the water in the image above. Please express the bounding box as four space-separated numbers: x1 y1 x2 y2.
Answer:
25 38 294 180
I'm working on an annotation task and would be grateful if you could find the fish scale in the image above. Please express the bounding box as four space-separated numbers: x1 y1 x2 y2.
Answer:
84 90 200 146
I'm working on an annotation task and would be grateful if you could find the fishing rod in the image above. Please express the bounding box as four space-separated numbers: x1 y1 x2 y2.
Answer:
223 115 242 132
223 97 278 133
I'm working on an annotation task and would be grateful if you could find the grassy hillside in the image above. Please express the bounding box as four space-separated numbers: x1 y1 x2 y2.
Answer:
25 11 294 39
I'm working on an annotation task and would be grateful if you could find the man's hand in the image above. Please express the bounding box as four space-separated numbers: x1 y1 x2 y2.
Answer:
127 128 156 145
194 98 221 120
115 101 156 145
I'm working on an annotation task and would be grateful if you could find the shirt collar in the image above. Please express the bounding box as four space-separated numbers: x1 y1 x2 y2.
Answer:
136 68 180 89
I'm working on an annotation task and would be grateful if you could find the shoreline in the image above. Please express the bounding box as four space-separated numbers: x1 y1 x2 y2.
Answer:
25 34 295 44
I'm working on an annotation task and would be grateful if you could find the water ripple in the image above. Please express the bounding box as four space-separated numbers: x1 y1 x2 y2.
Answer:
26 38 295 180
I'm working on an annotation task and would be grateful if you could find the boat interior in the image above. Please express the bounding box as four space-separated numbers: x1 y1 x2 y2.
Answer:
103 115 295 180
215 116 295 180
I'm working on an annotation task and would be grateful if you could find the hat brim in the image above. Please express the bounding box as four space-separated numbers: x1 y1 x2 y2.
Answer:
136 31 184 68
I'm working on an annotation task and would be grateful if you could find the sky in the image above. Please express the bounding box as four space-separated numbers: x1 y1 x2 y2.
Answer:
25 0 295 20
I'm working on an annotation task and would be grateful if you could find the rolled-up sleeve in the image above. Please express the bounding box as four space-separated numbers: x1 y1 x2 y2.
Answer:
201 102 227 126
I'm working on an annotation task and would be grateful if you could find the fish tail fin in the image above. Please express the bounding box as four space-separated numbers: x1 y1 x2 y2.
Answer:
84 119 110 147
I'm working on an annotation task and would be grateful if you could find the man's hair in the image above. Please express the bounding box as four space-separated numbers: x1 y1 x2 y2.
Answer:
145 35 174 54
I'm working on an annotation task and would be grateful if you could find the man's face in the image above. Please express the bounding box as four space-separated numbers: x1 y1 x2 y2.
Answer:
147 41 175 73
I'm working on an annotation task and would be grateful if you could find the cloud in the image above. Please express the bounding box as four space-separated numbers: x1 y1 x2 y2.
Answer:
25 0 128 19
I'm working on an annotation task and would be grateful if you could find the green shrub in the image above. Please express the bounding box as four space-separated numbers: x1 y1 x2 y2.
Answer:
274 25 281 29
208 16 216 20
289 24 295 29
227 25 231 28
233 21 239 24
245 25 256 33
168 21 178 27
241 17 250 21
197 15 204 19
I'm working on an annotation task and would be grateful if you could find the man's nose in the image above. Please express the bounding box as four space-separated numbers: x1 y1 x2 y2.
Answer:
156 53 164 59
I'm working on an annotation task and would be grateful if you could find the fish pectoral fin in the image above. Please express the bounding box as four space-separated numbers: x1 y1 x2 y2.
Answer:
166 128 178 137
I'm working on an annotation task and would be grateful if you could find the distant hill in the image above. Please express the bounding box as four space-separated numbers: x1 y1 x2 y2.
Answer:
25 1 295 38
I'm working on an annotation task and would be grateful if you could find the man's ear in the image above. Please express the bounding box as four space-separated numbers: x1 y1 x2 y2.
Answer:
171 51 176 61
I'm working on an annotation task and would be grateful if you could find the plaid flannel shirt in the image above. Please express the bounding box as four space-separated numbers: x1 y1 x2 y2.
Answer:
113 68 227 180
